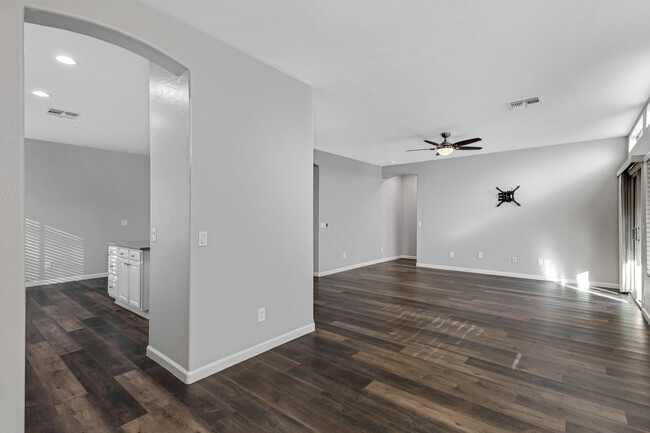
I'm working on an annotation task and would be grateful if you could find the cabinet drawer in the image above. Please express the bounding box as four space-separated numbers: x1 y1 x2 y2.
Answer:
108 246 118 256
128 250 142 261
118 248 129 258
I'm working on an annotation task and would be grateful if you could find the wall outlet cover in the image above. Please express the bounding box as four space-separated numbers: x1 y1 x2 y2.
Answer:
258 307 266 323
511 256 517 263
537 258 544 266
121 220 128 226
543 259 550 266
449 251 454 258
478 251 484 259
342 252 347 259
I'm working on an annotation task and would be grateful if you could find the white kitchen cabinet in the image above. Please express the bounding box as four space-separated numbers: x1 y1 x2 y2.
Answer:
128 260 142 309
107 242 150 317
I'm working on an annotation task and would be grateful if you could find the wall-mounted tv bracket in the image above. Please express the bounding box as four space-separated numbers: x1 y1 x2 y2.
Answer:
497 186 520 207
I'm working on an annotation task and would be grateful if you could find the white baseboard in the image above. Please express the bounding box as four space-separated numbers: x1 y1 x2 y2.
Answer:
146 346 191 383
25 272 108 288
415 263 619 290
148 322 315 384
314 255 416 277
632 295 650 325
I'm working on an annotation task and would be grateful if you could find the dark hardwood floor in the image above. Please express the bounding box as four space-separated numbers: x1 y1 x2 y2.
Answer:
25 259 650 432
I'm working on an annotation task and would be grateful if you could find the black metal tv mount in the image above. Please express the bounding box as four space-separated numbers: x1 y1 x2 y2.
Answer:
497 186 520 207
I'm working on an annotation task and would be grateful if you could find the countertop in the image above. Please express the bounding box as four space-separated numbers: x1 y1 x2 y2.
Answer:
107 240 150 251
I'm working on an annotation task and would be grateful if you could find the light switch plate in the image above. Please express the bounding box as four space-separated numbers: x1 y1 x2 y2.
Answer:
198 231 208 247
320 222 328 228
121 220 128 226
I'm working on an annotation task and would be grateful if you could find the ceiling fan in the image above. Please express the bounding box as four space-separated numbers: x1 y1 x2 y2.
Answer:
406 132 482 156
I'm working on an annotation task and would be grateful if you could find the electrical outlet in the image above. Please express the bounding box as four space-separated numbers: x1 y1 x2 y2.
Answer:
543 259 550 266
152 228 157 242
537 258 544 266
380 245 384 252
121 220 128 227
478 251 484 259
449 251 454 258
511 256 517 263
418 221 422 227
342 252 347 259
258 307 266 323
44 260 52 269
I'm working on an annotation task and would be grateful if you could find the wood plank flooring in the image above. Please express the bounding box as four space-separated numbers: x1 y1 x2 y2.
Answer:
25 259 650 432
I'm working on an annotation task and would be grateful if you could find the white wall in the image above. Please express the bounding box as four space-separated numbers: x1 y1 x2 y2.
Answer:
1 1 315 426
314 150 416 275
147 64 191 374
384 138 626 286
25 139 150 284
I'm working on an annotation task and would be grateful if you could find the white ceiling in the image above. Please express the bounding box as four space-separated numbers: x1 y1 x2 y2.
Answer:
139 0 650 165
24 2 650 164
24 23 150 155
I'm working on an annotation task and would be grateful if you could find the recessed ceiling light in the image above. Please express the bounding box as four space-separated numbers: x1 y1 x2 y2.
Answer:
32 90 51 98
55 55 78 65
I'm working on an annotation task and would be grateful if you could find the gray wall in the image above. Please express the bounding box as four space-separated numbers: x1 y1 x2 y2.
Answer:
148 64 191 372
188 44 314 372
398 174 417 257
384 138 626 285
25 139 150 283
0 1 25 429
315 150 417 274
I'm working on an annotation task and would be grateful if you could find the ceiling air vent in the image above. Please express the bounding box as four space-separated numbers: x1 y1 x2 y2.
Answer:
509 96 543 110
46 108 64 116
61 111 80 119
509 100 525 110
45 108 80 119
524 96 542 106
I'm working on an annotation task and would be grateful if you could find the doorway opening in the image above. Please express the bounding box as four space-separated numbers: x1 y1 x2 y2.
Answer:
23 8 191 376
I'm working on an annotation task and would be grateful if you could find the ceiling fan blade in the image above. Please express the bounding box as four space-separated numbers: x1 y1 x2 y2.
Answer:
454 138 482 147
455 146 482 150
406 148 435 152
423 140 440 146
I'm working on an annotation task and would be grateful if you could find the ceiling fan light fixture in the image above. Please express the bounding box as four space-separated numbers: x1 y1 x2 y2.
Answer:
437 147 453 156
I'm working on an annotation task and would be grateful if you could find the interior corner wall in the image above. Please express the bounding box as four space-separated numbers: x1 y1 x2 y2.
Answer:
314 150 414 274
383 138 627 286
25 139 150 284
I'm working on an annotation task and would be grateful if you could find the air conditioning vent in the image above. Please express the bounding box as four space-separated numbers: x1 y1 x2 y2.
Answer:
45 108 80 119
509 100 525 110
524 96 542 106
62 111 80 119
508 96 543 110
46 108 64 116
